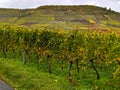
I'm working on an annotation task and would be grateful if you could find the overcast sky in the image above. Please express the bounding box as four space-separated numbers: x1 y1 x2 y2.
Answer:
0 0 120 12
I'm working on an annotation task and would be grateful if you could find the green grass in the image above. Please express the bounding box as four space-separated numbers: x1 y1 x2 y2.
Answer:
0 58 73 90
0 57 119 90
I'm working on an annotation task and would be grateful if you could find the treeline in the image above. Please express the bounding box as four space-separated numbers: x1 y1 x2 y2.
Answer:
0 25 120 82
37 5 120 15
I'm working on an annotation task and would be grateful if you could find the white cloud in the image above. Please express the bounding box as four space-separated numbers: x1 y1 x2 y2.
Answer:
0 0 119 12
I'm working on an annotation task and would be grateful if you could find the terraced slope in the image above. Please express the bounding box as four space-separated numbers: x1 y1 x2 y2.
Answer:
0 5 120 31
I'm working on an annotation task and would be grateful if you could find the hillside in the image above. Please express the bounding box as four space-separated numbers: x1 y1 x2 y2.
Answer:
0 5 120 31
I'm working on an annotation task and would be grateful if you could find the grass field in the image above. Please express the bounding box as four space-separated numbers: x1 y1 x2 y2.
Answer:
0 57 119 90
